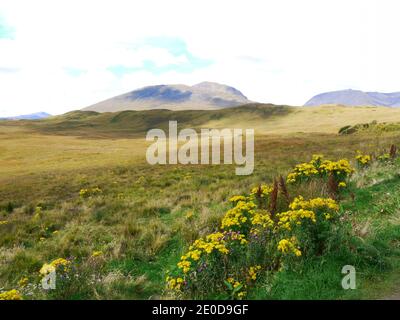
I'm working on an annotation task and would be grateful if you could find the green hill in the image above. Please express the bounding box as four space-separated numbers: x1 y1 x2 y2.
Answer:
28 103 292 137
11 103 400 138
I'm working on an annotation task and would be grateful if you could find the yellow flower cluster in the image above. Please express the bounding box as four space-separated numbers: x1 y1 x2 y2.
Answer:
250 210 274 229
289 196 339 221
237 292 246 299
222 198 276 235
287 162 319 183
221 200 256 230
277 238 302 257
79 187 102 198
166 276 184 291
226 277 247 299
378 153 390 162
277 209 316 230
289 196 339 212
277 196 339 228
311 154 324 163
248 265 262 281
177 232 229 274
0 289 22 300
287 155 322 182
91 251 103 258
177 260 191 274
355 151 371 166
79 188 89 197
319 159 353 176
39 258 71 275
229 195 247 203
0 220 8 225
250 184 273 198
287 155 354 183
168 172 345 296
227 277 242 289
18 277 29 287
229 232 248 245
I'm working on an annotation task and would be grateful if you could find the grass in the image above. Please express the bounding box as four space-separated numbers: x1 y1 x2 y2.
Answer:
1 104 400 299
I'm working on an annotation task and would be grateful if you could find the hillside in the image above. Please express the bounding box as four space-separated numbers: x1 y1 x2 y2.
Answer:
19 104 400 138
83 82 251 112
28 103 290 137
305 89 400 107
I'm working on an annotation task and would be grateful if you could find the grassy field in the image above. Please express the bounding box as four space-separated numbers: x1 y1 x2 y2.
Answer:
1 104 400 300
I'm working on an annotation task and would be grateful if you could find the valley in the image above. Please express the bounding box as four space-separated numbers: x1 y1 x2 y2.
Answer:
2 104 400 299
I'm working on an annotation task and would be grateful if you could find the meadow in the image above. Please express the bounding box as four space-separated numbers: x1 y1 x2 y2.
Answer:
1 104 400 299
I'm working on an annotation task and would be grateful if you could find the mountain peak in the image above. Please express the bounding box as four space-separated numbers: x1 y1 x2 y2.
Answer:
0 112 51 120
304 89 400 107
84 82 251 112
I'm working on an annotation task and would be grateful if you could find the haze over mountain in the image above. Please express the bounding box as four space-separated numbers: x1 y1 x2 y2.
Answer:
0 112 51 120
83 82 251 112
304 89 400 107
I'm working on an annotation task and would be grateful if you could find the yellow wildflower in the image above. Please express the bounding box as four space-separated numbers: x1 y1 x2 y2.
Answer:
221 200 256 230
177 260 191 273
250 184 273 198
39 263 56 276
378 153 390 162
277 237 302 257
289 196 339 212
18 277 29 288
237 291 247 299
277 209 316 230
91 251 103 258
166 276 184 291
229 195 247 203
0 289 22 300
355 151 371 167
248 265 262 281
251 210 274 229
40 258 71 275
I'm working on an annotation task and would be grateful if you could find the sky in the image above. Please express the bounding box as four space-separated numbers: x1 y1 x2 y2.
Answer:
0 0 399 116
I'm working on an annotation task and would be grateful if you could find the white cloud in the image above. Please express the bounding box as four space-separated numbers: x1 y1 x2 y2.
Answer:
1 0 400 116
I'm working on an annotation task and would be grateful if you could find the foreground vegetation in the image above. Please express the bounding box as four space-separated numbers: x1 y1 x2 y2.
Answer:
1 105 400 300
164 149 400 299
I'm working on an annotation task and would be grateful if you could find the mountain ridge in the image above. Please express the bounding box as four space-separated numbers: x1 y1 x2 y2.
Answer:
0 112 51 120
83 81 251 112
304 89 400 107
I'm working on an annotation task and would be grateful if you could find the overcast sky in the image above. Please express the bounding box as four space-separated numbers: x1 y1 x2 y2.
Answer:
0 0 399 116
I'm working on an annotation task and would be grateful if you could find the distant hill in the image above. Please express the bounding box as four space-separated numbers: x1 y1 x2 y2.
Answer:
19 104 400 137
304 89 400 107
30 103 291 137
83 82 251 112
0 112 51 120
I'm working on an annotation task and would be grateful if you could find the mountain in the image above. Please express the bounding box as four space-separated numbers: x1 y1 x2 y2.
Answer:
83 82 251 112
304 89 400 107
0 112 51 120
